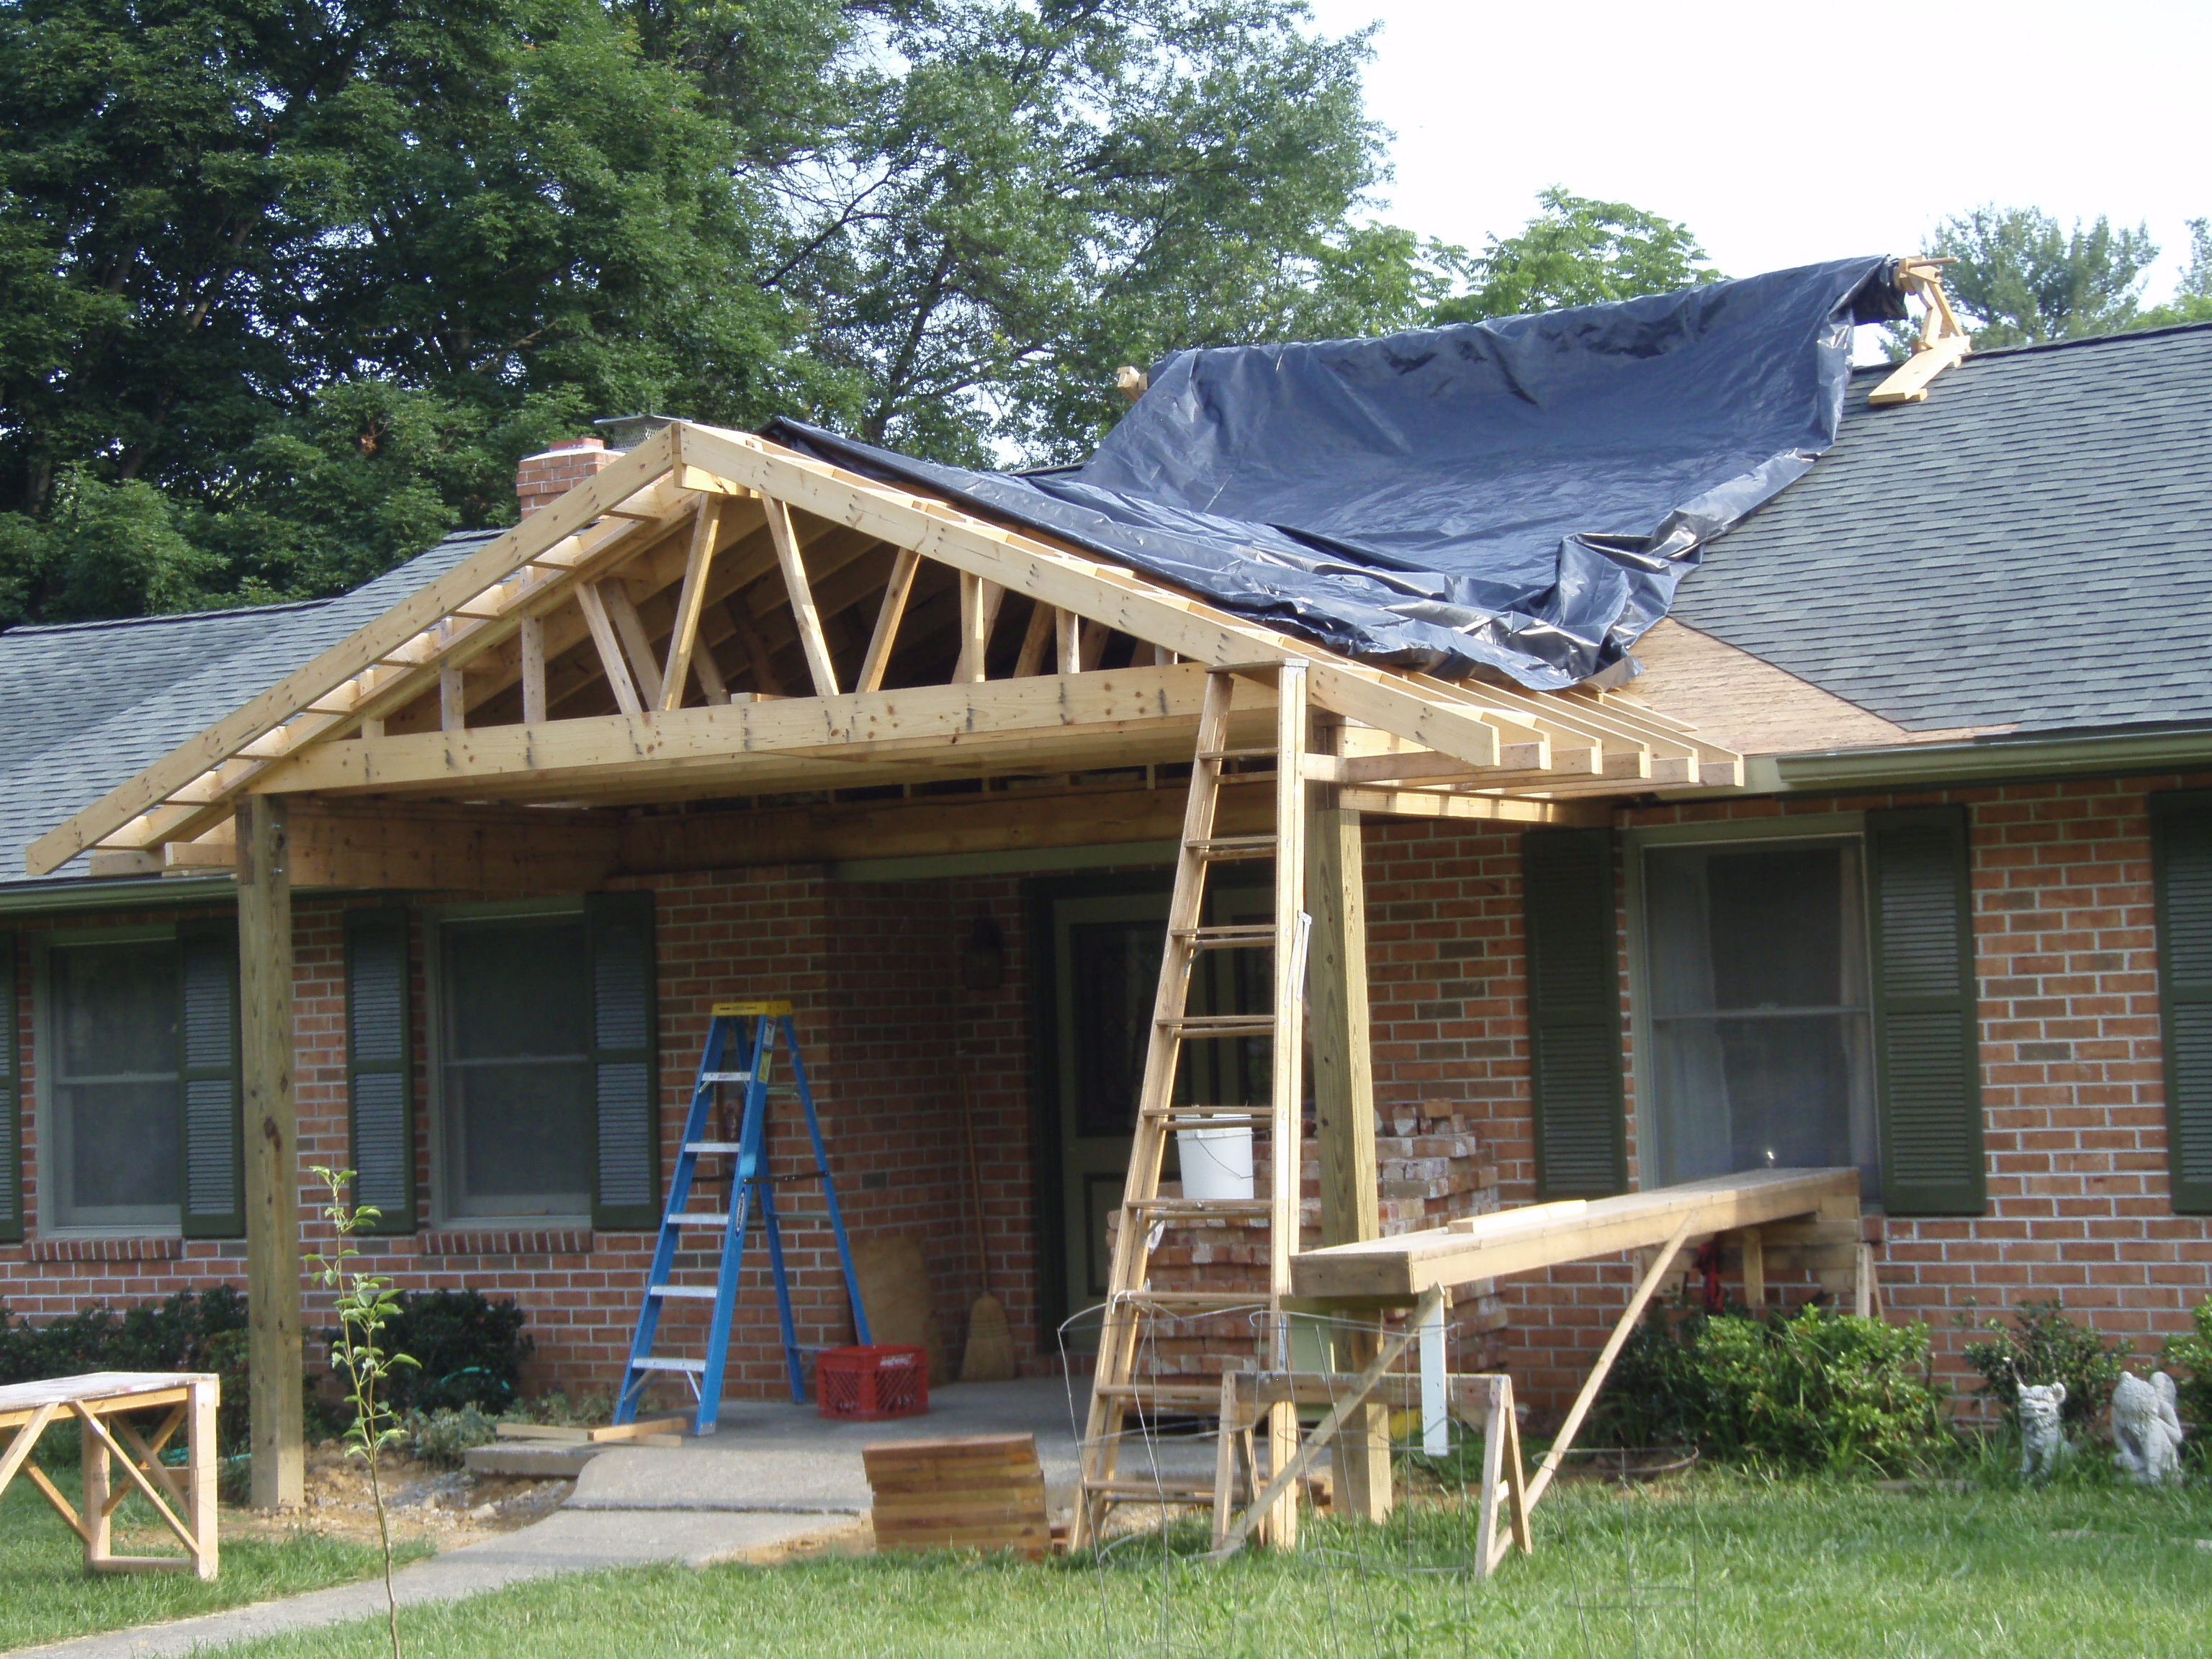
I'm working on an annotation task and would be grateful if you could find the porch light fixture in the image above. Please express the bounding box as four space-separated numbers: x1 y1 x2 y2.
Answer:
961 907 1006 992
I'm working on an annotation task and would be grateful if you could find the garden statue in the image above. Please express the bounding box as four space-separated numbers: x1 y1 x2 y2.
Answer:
2017 1381 2069 1480
2110 1370 2184 1487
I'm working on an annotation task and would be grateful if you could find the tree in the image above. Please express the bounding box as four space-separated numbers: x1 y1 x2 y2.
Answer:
0 0 839 623
1431 186 1721 324
770 1 1421 467
1928 205 2159 347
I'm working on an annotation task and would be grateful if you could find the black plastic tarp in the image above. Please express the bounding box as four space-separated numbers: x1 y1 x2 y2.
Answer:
765 256 1907 691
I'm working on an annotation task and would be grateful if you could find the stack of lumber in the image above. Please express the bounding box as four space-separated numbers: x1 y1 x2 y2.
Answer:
493 1414 688 1448
863 1433 1049 1558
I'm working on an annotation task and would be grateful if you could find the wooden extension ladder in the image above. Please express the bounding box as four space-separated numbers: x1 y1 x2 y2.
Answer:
1073 661 1312 1550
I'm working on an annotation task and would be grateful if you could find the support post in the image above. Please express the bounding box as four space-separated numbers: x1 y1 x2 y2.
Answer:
239 795 303 1509
519 613 548 724
1419 1298 1449 1457
1741 1226 1765 1313
1265 662 1310 1547
1307 715 1390 1521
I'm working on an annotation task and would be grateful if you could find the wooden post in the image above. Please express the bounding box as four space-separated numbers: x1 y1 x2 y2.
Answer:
519 613 547 724
1741 1226 1765 1313
438 659 464 732
1307 716 1389 1524
79 1402 111 1565
187 1377 219 1579
238 796 303 1509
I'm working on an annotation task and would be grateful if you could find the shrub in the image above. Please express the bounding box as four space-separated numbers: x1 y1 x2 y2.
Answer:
0 1289 251 1450
1599 1304 1948 1474
1960 1299 2130 1429
2157 1297 2212 1434
403 1404 501 1468
352 1290 532 1416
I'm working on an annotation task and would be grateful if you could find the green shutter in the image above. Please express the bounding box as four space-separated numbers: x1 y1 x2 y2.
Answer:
2151 791 2212 1214
346 907 415 1236
0 936 19 1244
177 920 245 1239
1867 806 1985 1215
1523 827 1627 1199
587 891 660 1231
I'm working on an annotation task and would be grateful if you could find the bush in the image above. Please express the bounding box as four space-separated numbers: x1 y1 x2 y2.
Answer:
1960 1300 2130 1429
0 1289 251 1451
2157 1297 2212 1433
350 1289 532 1416
1599 1304 1948 1475
403 1404 500 1469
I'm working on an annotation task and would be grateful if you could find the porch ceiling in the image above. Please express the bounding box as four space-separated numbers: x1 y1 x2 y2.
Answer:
31 421 1746 880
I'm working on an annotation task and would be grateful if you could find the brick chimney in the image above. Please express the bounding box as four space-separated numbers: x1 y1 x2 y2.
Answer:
516 434 616 519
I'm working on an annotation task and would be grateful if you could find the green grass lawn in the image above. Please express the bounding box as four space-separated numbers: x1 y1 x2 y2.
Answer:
1 1458 419 1653
179 1472 2212 1659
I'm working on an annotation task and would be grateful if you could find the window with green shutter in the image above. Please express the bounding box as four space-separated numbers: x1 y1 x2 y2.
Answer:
0 936 19 1244
1523 827 1627 1198
428 895 660 1228
2150 791 2212 1214
346 907 415 1235
1867 806 1985 1216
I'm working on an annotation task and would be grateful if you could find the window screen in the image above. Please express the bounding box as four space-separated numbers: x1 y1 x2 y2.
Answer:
438 915 593 1218
50 940 183 1228
1644 841 1880 1197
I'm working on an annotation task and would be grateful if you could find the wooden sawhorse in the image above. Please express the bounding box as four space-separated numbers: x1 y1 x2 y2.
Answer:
0 1371 220 1580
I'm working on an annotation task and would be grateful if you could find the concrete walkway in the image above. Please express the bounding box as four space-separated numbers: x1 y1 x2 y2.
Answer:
12 1378 1147 1659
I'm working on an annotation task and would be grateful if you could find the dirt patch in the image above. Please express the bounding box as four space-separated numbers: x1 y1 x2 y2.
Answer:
216 1442 574 1551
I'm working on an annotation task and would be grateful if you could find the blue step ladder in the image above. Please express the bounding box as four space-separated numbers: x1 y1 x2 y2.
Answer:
614 1000 871 1434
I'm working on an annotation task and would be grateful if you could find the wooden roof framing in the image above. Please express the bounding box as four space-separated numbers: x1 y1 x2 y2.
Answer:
31 421 1748 878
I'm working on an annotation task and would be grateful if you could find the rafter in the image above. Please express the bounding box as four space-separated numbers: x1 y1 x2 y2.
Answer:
660 498 724 711
763 495 838 695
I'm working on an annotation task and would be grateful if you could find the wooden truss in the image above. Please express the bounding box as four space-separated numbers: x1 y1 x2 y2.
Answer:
1868 257 1972 407
32 421 1748 877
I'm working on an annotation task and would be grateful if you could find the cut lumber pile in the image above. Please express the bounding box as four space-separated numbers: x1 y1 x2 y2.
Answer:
493 1414 688 1447
863 1433 1049 1558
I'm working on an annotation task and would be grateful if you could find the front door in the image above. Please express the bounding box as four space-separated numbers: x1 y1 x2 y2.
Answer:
1037 876 1270 1349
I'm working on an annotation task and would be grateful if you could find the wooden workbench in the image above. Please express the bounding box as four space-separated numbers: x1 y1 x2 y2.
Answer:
0 1371 220 1580
1289 1166 1863 1301
1231 1168 1869 1573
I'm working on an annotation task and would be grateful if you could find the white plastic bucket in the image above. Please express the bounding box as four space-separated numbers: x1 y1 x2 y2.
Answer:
1176 1126 1254 1202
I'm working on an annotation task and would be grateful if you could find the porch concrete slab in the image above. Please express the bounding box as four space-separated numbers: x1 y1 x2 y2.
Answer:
569 1377 1220 1517
10 1509 858 1659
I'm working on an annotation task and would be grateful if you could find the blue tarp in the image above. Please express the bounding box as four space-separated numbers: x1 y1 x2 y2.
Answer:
765 256 1907 691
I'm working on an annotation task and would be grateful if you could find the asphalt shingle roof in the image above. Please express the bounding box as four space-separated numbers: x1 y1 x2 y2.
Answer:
1674 322 2212 733
0 530 495 886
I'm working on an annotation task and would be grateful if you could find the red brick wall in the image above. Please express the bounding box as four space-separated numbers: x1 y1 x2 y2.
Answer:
515 436 614 519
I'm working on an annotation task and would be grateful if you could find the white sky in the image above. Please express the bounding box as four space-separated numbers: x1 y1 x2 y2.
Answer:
1308 0 2209 305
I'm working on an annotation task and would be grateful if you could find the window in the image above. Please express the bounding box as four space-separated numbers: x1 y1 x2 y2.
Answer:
48 939 183 1228
435 912 595 1220
36 925 240 1236
1642 839 1881 1199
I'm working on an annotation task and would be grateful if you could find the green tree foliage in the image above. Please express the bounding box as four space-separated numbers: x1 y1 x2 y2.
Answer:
1431 186 1721 325
1930 205 2160 347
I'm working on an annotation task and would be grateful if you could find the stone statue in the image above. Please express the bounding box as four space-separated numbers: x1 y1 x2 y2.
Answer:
2018 1381 2070 1480
2111 1370 2185 1487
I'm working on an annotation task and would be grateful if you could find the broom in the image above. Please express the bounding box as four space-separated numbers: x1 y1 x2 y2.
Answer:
957 1047 1017 1382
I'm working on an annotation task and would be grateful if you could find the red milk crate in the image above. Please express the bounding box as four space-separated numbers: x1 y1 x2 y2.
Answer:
816 1344 930 1421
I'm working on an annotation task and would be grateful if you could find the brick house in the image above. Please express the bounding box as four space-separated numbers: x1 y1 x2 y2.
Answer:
1 289 2207 1503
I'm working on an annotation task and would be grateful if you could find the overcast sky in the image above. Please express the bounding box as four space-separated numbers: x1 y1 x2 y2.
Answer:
1307 0 2208 305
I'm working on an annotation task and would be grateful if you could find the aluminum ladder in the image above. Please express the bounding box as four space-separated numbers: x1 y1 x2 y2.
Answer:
614 999 871 1433
1072 662 1313 1549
